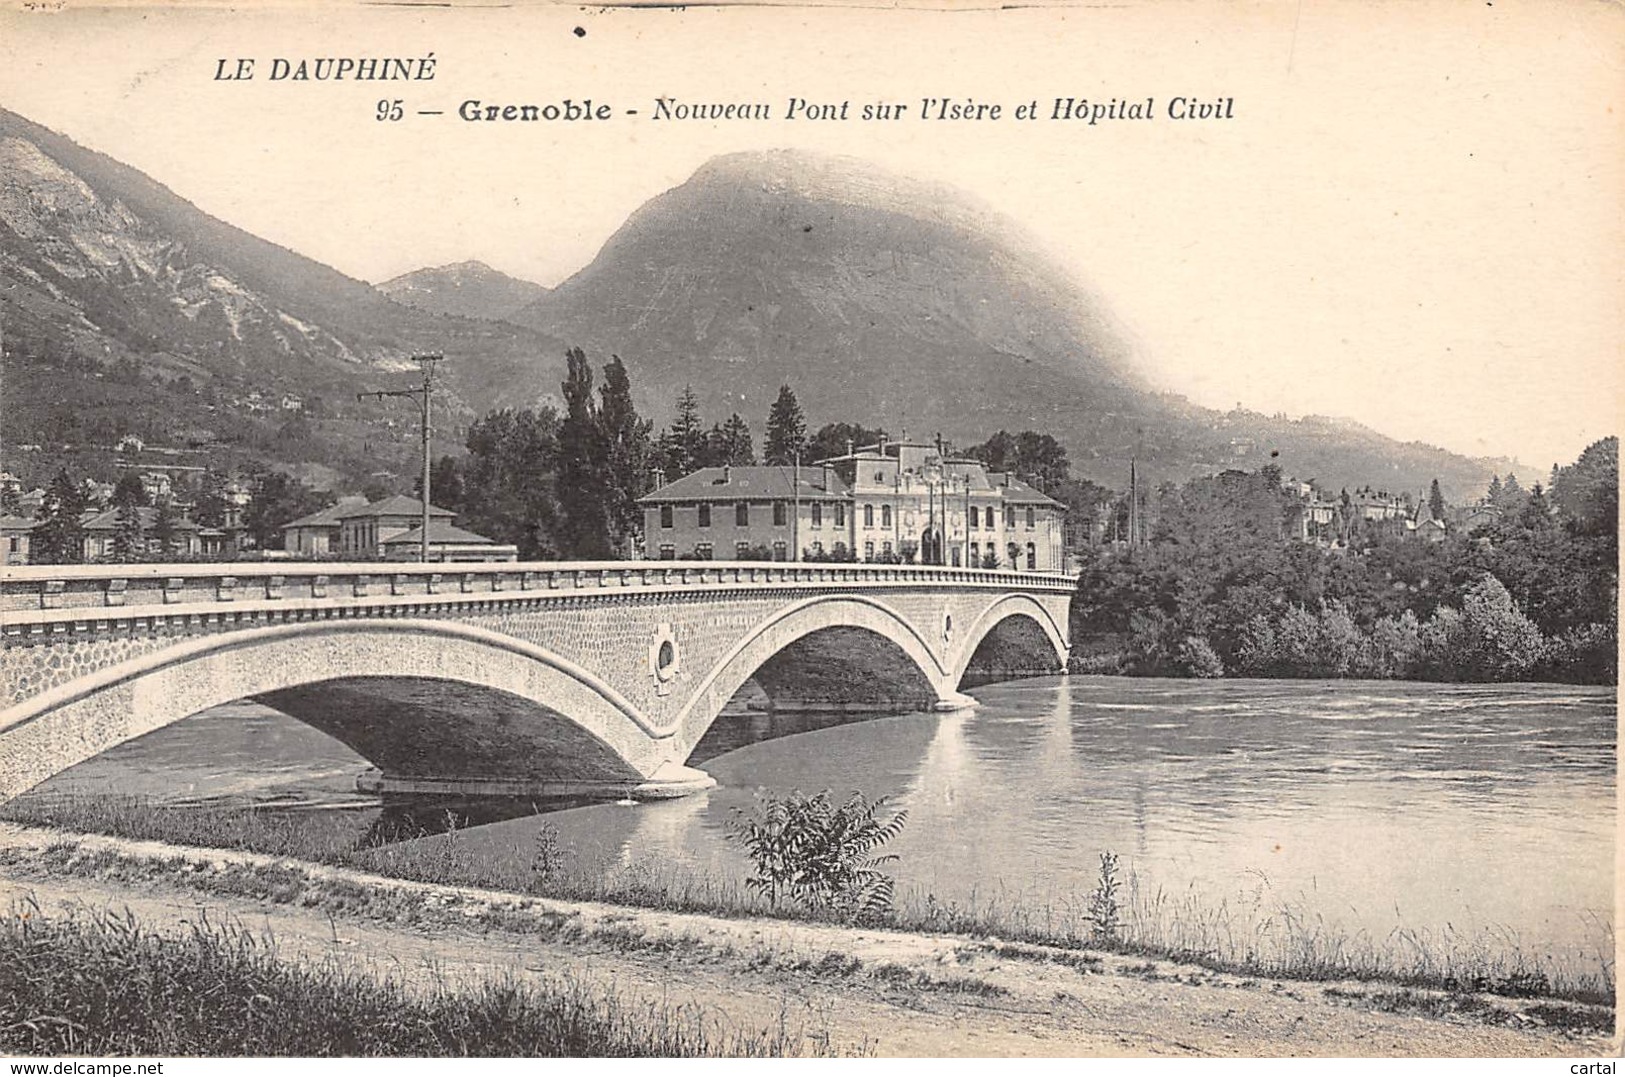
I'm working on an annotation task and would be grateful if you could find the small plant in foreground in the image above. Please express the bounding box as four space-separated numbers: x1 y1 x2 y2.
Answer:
1087 851 1121 944
727 790 907 922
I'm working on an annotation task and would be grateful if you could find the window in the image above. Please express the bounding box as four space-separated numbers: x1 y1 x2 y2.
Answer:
1005 507 1016 529
864 540 875 560
658 544 676 560
1026 507 1036 529
969 542 979 562
969 508 979 530
835 503 846 527
736 502 749 527
772 540 788 561
1008 543 1020 567
1026 542 1037 571
811 503 822 528
985 506 995 529
882 505 892 528
698 503 711 528
882 540 894 557
695 542 713 560
773 502 787 526
863 504 874 528
951 548 961 566
660 505 673 529
874 470 885 483
736 541 751 558
6 537 16 553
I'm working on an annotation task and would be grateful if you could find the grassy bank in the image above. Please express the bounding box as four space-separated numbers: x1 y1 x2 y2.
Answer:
2 793 1613 1010
0 899 832 1057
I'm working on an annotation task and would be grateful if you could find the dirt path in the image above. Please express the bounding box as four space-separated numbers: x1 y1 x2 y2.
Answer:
0 824 1608 1057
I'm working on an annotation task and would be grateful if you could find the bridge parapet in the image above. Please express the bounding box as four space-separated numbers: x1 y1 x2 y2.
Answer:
2 561 1077 628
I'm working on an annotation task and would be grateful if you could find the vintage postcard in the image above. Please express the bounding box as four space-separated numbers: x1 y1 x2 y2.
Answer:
0 0 1618 1063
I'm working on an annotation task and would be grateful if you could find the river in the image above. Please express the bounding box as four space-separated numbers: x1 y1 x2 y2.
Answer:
20 676 1615 971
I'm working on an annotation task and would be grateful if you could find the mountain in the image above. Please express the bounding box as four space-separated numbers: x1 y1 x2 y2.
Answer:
378 261 549 323
511 150 1510 498
0 108 564 488
0 115 1514 501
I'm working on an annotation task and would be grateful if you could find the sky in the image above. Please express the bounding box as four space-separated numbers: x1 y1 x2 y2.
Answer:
1 1 1620 471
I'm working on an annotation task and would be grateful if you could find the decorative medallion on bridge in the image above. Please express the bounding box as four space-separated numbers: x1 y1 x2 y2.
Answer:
649 623 681 696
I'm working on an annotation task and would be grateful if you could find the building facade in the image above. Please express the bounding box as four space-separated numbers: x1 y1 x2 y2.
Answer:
640 439 1067 571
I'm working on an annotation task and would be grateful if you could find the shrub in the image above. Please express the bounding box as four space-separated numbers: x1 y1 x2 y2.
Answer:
1177 635 1224 678
727 790 907 923
1086 852 1121 944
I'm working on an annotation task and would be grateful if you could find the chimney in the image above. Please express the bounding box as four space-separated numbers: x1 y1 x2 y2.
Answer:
652 467 666 489
822 463 836 492
878 434 888 456
845 437 854 456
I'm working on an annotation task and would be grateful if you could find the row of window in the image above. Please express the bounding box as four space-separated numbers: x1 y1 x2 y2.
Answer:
657 502 1040 530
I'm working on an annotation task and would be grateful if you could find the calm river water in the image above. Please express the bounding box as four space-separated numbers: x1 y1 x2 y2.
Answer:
27 676 1615 966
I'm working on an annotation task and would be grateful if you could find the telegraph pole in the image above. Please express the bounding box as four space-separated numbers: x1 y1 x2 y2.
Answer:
358 352 443 563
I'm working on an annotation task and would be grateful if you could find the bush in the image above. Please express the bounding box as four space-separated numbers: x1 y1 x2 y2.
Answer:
727 790 907 922
1177 635 1225 678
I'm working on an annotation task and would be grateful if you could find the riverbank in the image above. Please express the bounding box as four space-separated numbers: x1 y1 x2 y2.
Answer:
0 823 1610 1057
4 789 1612 1008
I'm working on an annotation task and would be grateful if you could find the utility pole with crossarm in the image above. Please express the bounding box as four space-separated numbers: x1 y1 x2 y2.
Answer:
358 352 443 563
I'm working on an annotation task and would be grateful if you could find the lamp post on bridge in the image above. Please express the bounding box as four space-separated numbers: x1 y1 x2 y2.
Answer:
358 352 444 563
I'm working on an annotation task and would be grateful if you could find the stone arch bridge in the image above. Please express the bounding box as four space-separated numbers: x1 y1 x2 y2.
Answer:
1 562 1074 803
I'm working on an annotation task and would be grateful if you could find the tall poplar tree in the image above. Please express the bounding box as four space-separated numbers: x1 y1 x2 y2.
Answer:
598 355 654 555
556 347 611 558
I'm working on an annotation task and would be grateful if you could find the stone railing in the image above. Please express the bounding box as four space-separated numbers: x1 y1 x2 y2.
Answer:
1 561 1078 630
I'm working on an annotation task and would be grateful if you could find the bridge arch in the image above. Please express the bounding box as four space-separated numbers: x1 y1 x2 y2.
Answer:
668 594 952 761
0 619 669 805
948 593 1070 687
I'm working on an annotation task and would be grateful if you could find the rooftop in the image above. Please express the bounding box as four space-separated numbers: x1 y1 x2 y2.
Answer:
641 466 850 504
380 521 504 546
335 495 456 521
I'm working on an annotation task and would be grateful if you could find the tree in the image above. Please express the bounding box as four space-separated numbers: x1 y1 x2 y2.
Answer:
110 472 150 508
763 385 807 465
806 422 886 463
598 355 654 555
556 347 612 558
416 455 464 513
458 408 563 559
151 498 178 560
192 470 233 530
964 430 1071 492
31 469 86 564
111 501 146 562
242 471 325 551
707 413 756 466
662 386 708 476
1428 478 1446 523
